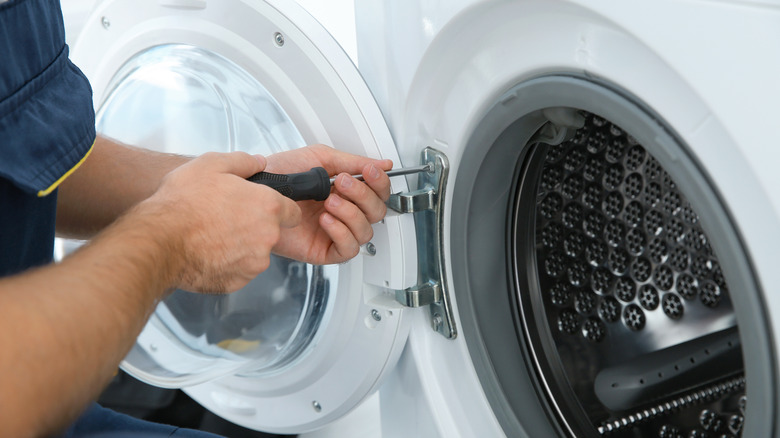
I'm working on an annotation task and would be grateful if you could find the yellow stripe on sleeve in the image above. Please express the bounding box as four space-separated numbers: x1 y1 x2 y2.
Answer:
37 139 96 197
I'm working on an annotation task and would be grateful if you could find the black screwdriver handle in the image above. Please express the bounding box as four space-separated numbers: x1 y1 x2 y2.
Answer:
247 166 331 201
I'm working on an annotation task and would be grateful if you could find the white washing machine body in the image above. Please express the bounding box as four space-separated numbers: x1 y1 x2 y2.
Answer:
358 1 780 436
71 0 780 437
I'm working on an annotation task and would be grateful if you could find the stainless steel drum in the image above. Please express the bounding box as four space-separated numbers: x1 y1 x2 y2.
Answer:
512 112 744 437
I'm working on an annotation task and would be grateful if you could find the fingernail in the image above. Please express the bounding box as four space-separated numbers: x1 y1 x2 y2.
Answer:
369 164 380 179
322 212 335 224
340 174 353 188
328 194 342 207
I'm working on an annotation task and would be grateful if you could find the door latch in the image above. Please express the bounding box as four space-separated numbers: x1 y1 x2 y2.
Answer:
387 148 456 339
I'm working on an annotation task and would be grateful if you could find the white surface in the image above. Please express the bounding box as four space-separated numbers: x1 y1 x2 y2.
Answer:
294 0 356 63
72 0 418 433
358 0 780 437
64 0 780 436
61 0 97 45
63 0 355 59
299 392 382 438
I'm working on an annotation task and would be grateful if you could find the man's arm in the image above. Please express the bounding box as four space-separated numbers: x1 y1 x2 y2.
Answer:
20 139 391 437
1 204 183 437
1 152 301 437
56 135 190 239
57 138 395 266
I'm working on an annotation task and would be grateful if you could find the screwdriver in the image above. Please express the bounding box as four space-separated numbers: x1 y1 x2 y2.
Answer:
247 164 433 201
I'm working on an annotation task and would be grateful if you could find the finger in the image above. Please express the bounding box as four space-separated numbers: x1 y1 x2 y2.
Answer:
312 145 393 176
360 162 392 202
319 212 360 261
194 151 267 178
325 193 374 244
334 172 388 224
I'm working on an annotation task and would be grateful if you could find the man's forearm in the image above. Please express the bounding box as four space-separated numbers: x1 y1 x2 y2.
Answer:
56 135 190 239
0 149 301 437
0 201 182 437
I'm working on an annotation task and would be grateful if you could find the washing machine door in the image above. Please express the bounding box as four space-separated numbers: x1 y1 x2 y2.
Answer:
72 0 418 433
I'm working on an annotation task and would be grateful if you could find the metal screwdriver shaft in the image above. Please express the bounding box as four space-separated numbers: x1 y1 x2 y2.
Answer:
248 163 433 201
329 163 433 185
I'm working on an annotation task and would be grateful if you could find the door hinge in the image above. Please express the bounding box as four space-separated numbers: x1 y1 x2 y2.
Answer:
386 188 436 213
395 281 441 308
387 148 456 339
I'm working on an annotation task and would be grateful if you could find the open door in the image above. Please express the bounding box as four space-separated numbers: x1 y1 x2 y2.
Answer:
72 0 417 432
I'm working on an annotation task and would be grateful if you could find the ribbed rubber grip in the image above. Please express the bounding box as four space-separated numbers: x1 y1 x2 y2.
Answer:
247 167 330 201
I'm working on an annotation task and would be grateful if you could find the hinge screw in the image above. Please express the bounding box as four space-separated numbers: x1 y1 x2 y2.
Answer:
371 309 382 321
312 400 322 413
101 16 110 29
365 242 376 256
274 32 285 46
432 313 443 332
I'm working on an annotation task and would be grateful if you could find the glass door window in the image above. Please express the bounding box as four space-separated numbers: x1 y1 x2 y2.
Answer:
93 44 337 384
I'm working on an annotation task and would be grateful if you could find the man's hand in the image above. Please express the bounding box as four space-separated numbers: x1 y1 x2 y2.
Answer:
262 144 393 265
5 143 388 436
59 139 392 289
137 151 302 293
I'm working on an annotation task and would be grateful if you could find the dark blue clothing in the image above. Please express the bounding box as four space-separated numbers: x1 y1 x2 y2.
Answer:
0 1 225 437
0 178 59 276
0 0 96 195
58 404 223 438
0 0 95 275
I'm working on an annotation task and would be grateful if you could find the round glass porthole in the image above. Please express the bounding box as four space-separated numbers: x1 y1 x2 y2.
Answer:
94 44 337 385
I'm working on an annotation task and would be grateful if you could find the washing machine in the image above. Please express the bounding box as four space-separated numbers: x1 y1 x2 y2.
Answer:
70 0 780 436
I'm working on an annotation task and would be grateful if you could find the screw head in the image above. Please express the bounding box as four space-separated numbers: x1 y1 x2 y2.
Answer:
101 16 110 29
365 242 377 256
432 314 443 332
371 309 381 321
312 401 322 413
274 32 285 46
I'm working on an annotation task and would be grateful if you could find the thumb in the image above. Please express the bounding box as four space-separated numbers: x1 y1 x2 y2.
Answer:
279 197 303 228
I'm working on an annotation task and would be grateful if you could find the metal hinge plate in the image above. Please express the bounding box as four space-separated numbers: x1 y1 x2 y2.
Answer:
387 148 456 339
